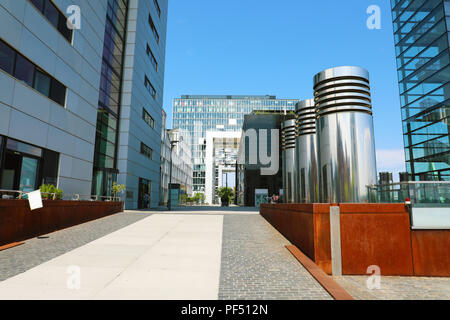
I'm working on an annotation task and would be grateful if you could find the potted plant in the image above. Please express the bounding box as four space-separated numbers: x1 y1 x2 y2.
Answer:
217 187 234 207
39 184 63 200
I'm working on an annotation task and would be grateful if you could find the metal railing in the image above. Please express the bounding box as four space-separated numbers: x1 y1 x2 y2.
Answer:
0 190 122 202
367 181 450 205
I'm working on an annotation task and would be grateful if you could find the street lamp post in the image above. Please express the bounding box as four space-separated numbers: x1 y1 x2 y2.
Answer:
168 134 180 211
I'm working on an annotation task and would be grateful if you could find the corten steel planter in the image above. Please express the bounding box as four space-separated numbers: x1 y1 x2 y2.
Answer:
260 203 332 274
260 203 450 276
0 200 123 246
411 230 450 277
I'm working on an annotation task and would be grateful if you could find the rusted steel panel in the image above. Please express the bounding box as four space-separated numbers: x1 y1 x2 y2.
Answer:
339 210 413 276
313 210 332 275
0 200 123 246
412 230 450 277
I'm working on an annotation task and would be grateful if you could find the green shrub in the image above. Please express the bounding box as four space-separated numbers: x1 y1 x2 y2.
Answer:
40 184 63 200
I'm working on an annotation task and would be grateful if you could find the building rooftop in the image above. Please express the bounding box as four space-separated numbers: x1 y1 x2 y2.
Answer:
178 95 277 100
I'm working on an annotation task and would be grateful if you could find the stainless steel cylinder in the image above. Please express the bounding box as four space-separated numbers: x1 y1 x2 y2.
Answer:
314 66 377 203
295 99 319 203
281 119 297 203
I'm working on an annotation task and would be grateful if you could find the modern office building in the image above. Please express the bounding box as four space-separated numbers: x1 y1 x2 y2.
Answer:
173 95 299 195
391 0 450 181
160 114 194 206
159 109 170 205
0 0 106 195
0 0 168 209
168 129 193 196
236 111 294 206
115 0 168 209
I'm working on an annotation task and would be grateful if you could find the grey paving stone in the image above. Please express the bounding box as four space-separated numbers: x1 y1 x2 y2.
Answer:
218 214 332 300
334 275 450 300
0 210 152 281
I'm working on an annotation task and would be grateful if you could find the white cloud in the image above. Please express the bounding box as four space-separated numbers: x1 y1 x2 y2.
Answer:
376 149 406 182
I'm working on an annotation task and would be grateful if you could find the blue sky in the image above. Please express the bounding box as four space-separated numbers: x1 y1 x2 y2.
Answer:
162 0 406 179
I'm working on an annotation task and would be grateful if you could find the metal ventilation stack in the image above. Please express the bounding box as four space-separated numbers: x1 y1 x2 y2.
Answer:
295 99 319 203
281 119 297 203
314 66 378 203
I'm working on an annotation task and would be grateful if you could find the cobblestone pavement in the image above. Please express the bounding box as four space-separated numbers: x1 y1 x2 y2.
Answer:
218 214 332 300
0 211 152 281
334 276 450 300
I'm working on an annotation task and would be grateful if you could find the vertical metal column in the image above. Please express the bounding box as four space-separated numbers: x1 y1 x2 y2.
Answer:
295 99 319 203
281 120 297 203
314 66 378 203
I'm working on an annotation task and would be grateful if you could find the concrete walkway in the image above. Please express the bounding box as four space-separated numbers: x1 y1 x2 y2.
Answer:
0 214 223 300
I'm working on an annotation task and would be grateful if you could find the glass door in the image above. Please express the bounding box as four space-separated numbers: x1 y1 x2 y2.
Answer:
138 178 151 209
19 156 38 192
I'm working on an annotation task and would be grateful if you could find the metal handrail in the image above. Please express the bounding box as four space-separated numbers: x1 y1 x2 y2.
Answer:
368 181 450 188
0 190 122 202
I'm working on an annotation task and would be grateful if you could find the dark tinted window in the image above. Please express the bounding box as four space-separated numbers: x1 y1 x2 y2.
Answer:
143 108 155 128
44 0 59 28
148 14 160 43
6 138 43 157
58 17 72 42
141 142 153 160
15 55 35 87
28 0 72 43
30 0 44 11
144 76 156 99
0 38 66 106
153 0 161 17
34 69 51 96
0 40 16 74
146 45 158 71
50 79 66 105
42 149 59 186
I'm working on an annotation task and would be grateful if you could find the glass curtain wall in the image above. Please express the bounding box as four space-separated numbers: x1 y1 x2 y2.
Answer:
92 0 128 197
173 96 298 193
392 0 450 181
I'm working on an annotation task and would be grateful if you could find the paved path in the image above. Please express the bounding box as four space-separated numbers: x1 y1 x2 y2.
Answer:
0 208 332 300
219 214 331 300
0 211 152 282
0 214 223 300
2 207 447 300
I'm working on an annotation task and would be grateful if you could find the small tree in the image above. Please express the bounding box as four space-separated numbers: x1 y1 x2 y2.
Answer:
194 193 205 204
112 182 126 200
217 187 234 206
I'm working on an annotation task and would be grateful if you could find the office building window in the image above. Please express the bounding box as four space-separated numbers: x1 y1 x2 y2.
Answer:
148 14 160 44
141 142 153 160
0 41 16 74
34 69 51 96
0 136 59 193
49 79 66 105
144 76 156 99
146 44 158 71
15 55 35 87
28 0 73 43
0 39 66 106
143 108 155 129
153 0 161 17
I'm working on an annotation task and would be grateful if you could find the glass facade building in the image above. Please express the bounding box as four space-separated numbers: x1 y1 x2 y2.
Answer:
173 95 298 193
391 0 450 181
92 0 128 198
